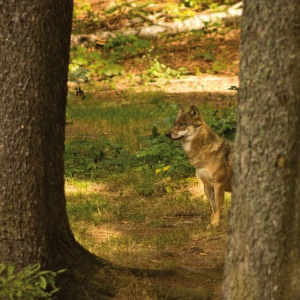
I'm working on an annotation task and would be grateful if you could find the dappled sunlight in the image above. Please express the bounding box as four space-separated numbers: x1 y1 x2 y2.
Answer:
65 178 136 201
65 178 108 196
88 224 123 243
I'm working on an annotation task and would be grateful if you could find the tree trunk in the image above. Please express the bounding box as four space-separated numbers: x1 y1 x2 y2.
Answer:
223 0 300 299
0 1 109 299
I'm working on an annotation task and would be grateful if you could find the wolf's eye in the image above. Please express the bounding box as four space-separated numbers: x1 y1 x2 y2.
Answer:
180 123 187 129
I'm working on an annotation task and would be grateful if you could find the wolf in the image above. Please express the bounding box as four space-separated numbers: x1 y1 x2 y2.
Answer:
166 105 233 226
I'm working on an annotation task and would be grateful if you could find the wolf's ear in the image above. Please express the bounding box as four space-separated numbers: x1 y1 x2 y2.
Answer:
178 104 186 113
189 105 200 117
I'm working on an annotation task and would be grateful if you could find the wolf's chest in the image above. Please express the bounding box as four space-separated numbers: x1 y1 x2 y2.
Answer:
196 168 213 187
181 140 206 166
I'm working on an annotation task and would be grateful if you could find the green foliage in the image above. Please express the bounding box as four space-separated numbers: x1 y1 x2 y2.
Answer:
142 57 188 82
68 67 89 85
69 34 151 81
69 46 125 79
202 101 237 138
211 59 228 73
0 263 66 300
181 0 201 8
136 129 193 179
104 34 151 60
65 139 131 179
64 134 191 182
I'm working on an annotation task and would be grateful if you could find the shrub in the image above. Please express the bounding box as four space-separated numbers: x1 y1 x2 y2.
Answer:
0 263 66 300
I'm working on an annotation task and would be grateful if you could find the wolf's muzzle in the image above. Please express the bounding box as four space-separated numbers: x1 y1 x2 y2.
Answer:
165 132 172 139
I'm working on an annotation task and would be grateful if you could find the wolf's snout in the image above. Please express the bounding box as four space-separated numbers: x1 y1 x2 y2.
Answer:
166 132 172 139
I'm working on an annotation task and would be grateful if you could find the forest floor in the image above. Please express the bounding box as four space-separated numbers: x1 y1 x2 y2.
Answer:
66 1 240 299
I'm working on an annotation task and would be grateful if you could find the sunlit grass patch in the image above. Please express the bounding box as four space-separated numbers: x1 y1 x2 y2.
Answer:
65 177 94 194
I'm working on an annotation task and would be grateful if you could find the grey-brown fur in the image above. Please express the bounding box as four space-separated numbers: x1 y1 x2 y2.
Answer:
166 105 233 226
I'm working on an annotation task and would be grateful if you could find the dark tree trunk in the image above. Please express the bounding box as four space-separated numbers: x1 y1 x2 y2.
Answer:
0 1 109 299
223 0 300 299
0 0 71 267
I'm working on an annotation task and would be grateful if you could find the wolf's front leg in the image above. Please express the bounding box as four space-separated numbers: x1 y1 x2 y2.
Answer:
203 185 216 223
211 183 225 226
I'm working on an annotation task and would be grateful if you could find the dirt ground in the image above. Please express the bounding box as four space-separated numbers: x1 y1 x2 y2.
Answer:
70 1 240 298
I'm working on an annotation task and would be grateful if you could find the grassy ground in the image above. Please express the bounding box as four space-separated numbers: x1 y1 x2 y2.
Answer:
65 90 236 299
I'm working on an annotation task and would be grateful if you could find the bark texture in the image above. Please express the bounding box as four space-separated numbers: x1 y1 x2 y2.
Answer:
0 1 109 299
0 0 73 267
223 0 300 299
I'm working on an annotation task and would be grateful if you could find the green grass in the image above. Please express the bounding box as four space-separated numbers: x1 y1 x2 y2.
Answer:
66 91 174 151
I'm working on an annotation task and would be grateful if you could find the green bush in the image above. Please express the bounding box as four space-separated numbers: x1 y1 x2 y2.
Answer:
104 34 151 60
142 57 188 82
0 263 66 300
69 46 125 80
69 34 151 82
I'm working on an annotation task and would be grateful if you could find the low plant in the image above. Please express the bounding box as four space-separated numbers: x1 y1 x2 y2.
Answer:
0 263 66 300
104 34 151 60
211 59 228 73
69 34 152 83
142 57 187 82
68 67 89 85
69 46 125 80
202 101 237 138
136 129 193 178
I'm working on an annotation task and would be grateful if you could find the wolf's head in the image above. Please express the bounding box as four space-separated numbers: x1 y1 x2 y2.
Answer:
166 105 202 140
